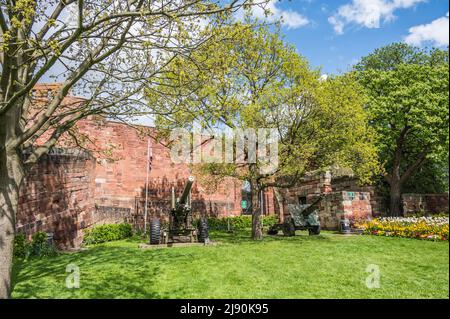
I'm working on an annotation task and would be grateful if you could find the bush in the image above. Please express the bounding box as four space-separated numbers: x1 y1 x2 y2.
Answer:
13 233 30 259
262 215 278 229
14 231 58 259
31 231 58 257
357 217 449 241
196 215 279 231
83 223 133 245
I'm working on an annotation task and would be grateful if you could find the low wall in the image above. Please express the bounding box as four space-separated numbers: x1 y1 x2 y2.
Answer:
402 193 449 215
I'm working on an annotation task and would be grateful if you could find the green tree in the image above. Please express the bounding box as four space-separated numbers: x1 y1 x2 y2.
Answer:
148 24 379 239
0 0 263 299
355 43 449 216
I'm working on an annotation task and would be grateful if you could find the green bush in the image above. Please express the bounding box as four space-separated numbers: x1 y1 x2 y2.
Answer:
31 231 58 257
83 223 133 245
196 215 279 231
262 215 278 229
14 231 57 259
13 233 30 259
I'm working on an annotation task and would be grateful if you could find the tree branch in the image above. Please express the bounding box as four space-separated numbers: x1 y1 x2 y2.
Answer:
400 150 428 185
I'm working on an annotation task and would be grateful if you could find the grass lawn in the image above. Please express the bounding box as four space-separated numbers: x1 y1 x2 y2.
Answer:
12 230 449 299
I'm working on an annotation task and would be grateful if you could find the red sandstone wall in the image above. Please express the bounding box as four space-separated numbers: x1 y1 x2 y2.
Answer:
17 152 96 248
331 177 386 217
402 193 449 215
278 171 373 229
74 120 247 222
318 191 372 229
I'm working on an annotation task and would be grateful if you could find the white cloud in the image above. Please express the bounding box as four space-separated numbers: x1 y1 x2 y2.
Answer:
329 0 426 34
404 12 449 47
239 0 309 29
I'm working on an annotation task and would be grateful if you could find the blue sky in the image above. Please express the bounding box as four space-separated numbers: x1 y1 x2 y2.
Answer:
254 0 449 75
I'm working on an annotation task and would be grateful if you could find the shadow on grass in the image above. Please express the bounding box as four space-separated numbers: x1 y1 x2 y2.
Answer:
11 244 192 298
210 229 331 245
12 230 333 298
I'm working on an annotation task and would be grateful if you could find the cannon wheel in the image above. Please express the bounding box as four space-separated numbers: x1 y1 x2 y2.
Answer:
198 218 209 243
308 225 321 236
282 218 296 237
150 219 161 244
267 225 279 235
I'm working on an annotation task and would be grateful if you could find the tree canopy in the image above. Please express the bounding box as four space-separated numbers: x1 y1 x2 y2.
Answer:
355 43 449 215
147 23 380 238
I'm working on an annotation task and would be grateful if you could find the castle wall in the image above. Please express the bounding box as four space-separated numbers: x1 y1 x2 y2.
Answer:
17 151 96 248
402 193 449 215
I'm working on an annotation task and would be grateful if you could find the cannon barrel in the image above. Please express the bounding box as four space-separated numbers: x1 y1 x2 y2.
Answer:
178 176 194 206
301 195 324 216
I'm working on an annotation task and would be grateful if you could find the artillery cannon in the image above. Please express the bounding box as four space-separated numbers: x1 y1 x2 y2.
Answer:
267 195 323 236
149 176 209 245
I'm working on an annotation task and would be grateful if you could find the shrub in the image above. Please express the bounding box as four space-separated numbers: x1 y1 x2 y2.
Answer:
31 231 58 257
13 233 30 259
357 216 449 241
262 215 278 229
83 223 133 245
196 215 279 231
14 231 58 259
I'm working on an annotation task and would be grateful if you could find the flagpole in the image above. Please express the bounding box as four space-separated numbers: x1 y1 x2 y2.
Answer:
144 138 151 235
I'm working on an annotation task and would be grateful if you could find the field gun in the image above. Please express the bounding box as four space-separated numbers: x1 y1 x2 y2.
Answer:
149 176 209 244
267 195 323 236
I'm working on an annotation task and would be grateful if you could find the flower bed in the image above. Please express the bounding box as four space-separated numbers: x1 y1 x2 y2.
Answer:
357 216 449 241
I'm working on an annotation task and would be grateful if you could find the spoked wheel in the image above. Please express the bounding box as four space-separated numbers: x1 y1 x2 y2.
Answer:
267 226 279 235
198 217 209 243
308 225 321 236
150 219 161 244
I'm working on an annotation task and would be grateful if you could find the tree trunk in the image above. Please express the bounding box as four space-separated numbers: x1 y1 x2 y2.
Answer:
273 187 284 223
251 181 263 240
389 180 402 217
0 97 25 299
0 149 24 299
388 134 404 217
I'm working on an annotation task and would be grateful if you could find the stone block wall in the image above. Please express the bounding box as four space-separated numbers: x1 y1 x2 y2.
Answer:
17 151 96 248
402 193 449 215
330 176 386 217
278 171 374 230
318 191 372 229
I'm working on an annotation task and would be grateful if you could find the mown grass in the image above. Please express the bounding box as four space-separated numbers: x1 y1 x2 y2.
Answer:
11 230 449 299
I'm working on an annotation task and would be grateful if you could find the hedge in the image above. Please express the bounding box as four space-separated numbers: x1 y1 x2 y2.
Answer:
14 231 58 259
196 215 278 231
83 223 133 245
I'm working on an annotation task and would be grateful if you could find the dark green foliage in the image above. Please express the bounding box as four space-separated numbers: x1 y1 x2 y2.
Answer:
402 159 449 194
355 43 448 71
195 215 278 231
31 231 58 257
83 223 133 245
13 233 30 259
13 231 57 259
